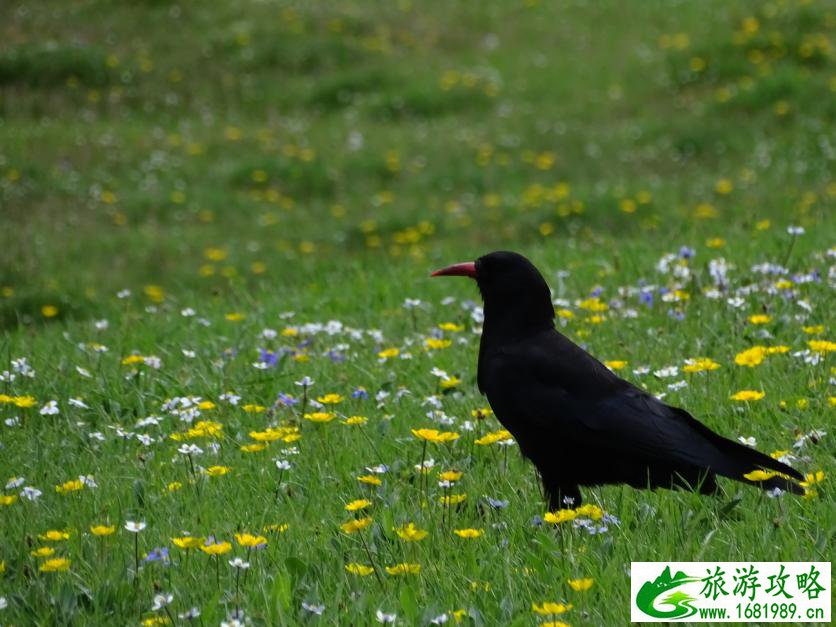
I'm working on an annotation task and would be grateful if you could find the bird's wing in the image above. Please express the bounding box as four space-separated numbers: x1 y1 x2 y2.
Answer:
483 330 802 482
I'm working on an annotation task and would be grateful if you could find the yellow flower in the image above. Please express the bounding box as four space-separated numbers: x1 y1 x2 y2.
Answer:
385 563 421 576
240 443 267 453
808 340 836 353
706 237 726 248
800 471 825 487
14 395 37 408
471 407 493 418
394 522 428 541
474 429 513 445
235 533 268 547
766 345 789 354
249 426 296 442
264 523 289 533
39 558 71 572
411 428 460 443
316 393 343 404
748 314 771 325
440 376 461 389
342 415 368 426
743 470 777 482
1 495 18 506
568 577 594 591
730 390 765 401
357 474 382 486
281 327 299 337
575 504 604 520
544 509 577 524
144 285 164 302
345 563 374 576
578 297 608 312
242 404 266 413
199 541 232 555
683 357 721 373
714 178 733 194
122 355 146 366
39 530 70 542
440 494 467 506
424 338 452 350
340 517 373 534
172 536 205 549
205 465 231 477
378 347 400 359
438 470 463 482
453 528 484 539
438 322 464 332
197 400 216 410
802 325 824 335
304 412 336 423
167 481 183 492
532 602 572 615
734 346 766 367
90 525 116 536
604 360 627 370
225 312 245 322
345 499 372 512
31 547 56 557
556 308 574 319
41 305 59 318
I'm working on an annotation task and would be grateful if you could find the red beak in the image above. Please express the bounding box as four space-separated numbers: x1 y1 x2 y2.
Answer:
431 261 477 278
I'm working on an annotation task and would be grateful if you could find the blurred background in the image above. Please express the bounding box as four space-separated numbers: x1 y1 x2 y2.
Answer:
1 0 833 326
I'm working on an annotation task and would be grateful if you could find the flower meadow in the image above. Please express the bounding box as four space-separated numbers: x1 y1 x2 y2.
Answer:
1 0 834 624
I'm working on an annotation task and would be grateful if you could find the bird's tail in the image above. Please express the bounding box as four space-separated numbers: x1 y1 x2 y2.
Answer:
708 433 805 494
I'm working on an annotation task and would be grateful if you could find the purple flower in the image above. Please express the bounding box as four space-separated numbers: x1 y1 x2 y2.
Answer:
667 309 686 321
639 290 654 307
277 393 298 406
352 387 368 400
144 547 170 564
590 286 603 297
326 350 346 363
258 349 279 367
678 246 695 259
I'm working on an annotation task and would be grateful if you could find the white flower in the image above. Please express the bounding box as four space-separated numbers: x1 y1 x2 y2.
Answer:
252 362 269 370
366 464 388 474
653 366 679 378
124 520 146 533
302 602 324 615
4 416 20 427
94 319 109 330
402 298 422 309
180 307 196 317
89 431 106 441
0 597 7 610
737 436 757 448
766 487 784 498
430 367 449 379
136 434 154 446
21 486 43 501
117 289 131 298
430 613 449 624
376 609 397 623
726 297 746 309
40 401 59 416
275 459 292 470
182 349 196 359
151 593 173 611
178 607 201 619
787 225 805 236
6 476 25 490
76 366 92 378
143 356 162 369
294 376 314 387
177 444 203 456
667 380 688 392
79 475 98 488
229 558 251 570
261 328 278 339
69 398 89 409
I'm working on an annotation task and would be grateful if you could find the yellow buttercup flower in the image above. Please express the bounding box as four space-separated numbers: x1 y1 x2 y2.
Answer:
453 528 484 539
235 533 268 547
39 558 71 572
316 393 343 404
411 428 460 443
394 522 428 541
340 517 373 534
199 541 232 555
730 390 765 401
385 563 421 576
345 563 374 576
31 546 56 557
172 536 205 549
532 602 572 615
568 577 594 591
90 525 116 536
345 499 372 512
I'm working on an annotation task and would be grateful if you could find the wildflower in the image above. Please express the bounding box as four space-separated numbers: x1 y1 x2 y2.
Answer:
225 313 245 322
453 528 484 539
425 338 452 350
31 547 56 557
743 470 777 482
167 482 183 492
21 486 43 501
304 412 335 423
440 494 467 506
316 393 343 404
39 530 70 541
205 465 231 477
385 563 421 575
544 510 577 524
730 390 765 401
40 401 59 416
683 357 720 373
1 495 18 506
90 524 116 536
411 428 460 443
342 415 367 426
568 577 594 591
125 521 147 533
242 404 265 413
604 360 628 371
357 474 382 486
240 443 266 453
200 541 232 555
55 479 83 494
748 314 771 324
234 533 267 548
345 499 371 512
475 429 513 445
531 602 572 615
438 470 463 482
808 340 836 353
438 322 464 332
376 609 397 623
172 536 205 549
294 376 314 387
340 517 373 534
440 376 461 389
394 522 428 541
800 471 825 487
345 563 375 576
39 558 71 572
734 346 766 367
228 558 250 570
151 593 173 611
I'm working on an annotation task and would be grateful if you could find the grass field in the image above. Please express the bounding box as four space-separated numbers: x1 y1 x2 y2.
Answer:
0 0 834 624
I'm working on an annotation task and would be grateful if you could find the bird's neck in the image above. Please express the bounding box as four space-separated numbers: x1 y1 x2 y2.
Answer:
481 300 554 343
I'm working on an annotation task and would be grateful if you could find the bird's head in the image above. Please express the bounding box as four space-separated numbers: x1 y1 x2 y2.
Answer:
432 251 554 334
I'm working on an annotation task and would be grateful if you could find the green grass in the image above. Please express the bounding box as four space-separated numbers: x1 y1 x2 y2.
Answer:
0 0 833 624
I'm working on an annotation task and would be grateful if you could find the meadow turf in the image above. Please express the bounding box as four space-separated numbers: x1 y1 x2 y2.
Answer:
0 0 834 624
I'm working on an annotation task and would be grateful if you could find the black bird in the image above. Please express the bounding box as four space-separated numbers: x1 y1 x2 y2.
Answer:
432 250 804 509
